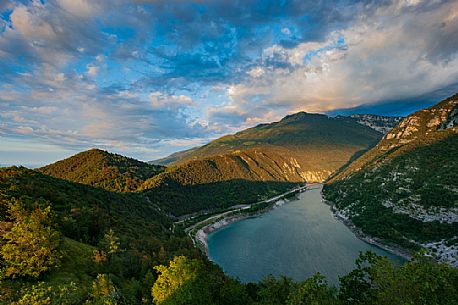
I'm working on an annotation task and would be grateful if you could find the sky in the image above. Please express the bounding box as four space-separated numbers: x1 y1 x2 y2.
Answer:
1 0 458 166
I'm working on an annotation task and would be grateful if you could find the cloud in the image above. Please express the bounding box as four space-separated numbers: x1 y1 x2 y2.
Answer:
150 92 195 109
210 0 458 126
1 0 458 163
86 64 98 76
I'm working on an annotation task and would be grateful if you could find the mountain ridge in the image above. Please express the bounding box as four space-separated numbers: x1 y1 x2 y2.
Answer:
324 93 458 266
152 112 399 166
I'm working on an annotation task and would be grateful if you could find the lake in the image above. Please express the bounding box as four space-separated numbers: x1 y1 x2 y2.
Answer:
207 185 405 284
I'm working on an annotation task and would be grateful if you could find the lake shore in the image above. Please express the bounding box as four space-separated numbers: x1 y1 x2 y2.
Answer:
322 197 413 261
192 184 320 257
193 183 411 264
196 214 251 256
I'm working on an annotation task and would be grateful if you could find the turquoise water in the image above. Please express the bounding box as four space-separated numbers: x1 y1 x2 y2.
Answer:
207 186 404 284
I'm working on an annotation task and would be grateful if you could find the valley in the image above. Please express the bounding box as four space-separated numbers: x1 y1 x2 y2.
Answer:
1 95 457 304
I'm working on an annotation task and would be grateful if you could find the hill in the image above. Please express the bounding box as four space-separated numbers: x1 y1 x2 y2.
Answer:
38 148 164 192
324 94 458 266
151 112 383 182
0 166 199 303
35 113 383 216
142 151 299 216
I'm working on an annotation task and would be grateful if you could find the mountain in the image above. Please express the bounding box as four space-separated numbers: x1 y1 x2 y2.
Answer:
2 106 458 304
38 148 164 192
151 147 199 166
36 113 383 216
324 94 458 266
0 166 172 247
142 152 298 215
346 114 403 134
151 112 383 182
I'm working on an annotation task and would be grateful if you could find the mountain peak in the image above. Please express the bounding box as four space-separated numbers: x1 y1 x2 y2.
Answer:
280 111 327 123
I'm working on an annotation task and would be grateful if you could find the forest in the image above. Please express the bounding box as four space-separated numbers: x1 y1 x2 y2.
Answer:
1 166 457 304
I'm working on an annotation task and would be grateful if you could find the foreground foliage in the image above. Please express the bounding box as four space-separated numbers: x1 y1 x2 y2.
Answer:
0 198 61 279
149 252 458 305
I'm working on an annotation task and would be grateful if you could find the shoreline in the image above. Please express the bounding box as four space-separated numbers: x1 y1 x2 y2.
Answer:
322 197 413 261
192 184 412 263
190 184 316 256
194 196 301 256
195 214 252 256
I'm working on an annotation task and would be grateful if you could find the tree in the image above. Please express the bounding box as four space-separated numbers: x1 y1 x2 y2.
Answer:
0 198 61 279
11 281 82 305
101 229 120 256
92 229 120 264
254 275 294 305
151 256 211 305
88 274 119 305
287 274 337 305
338 251 383 305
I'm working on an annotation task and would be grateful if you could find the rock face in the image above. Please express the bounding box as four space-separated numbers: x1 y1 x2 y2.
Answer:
324 94 458 267
348 114 403 134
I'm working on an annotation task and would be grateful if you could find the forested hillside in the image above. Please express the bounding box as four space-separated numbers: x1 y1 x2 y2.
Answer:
38 149 164 192
0 166 200 304
143 151 299 215
36 112 384 217
34 149 298 217
324 94 458 266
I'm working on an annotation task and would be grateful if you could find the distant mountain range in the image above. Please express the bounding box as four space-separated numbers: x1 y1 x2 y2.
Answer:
324 94 458 266
346 114 403 134
30 111 389 215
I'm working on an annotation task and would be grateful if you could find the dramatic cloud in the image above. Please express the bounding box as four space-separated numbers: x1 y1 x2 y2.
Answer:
1 0 457 164
210 0 458 127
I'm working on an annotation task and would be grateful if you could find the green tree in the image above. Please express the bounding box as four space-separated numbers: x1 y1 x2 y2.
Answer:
338 251 383 305
11 282 82 305
92 229 121 264
287 274 337 305
101 229 120 256
151 256 211 305
87 273 120 305
254 275 294 305
372 252 458 305
0 198 61 279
